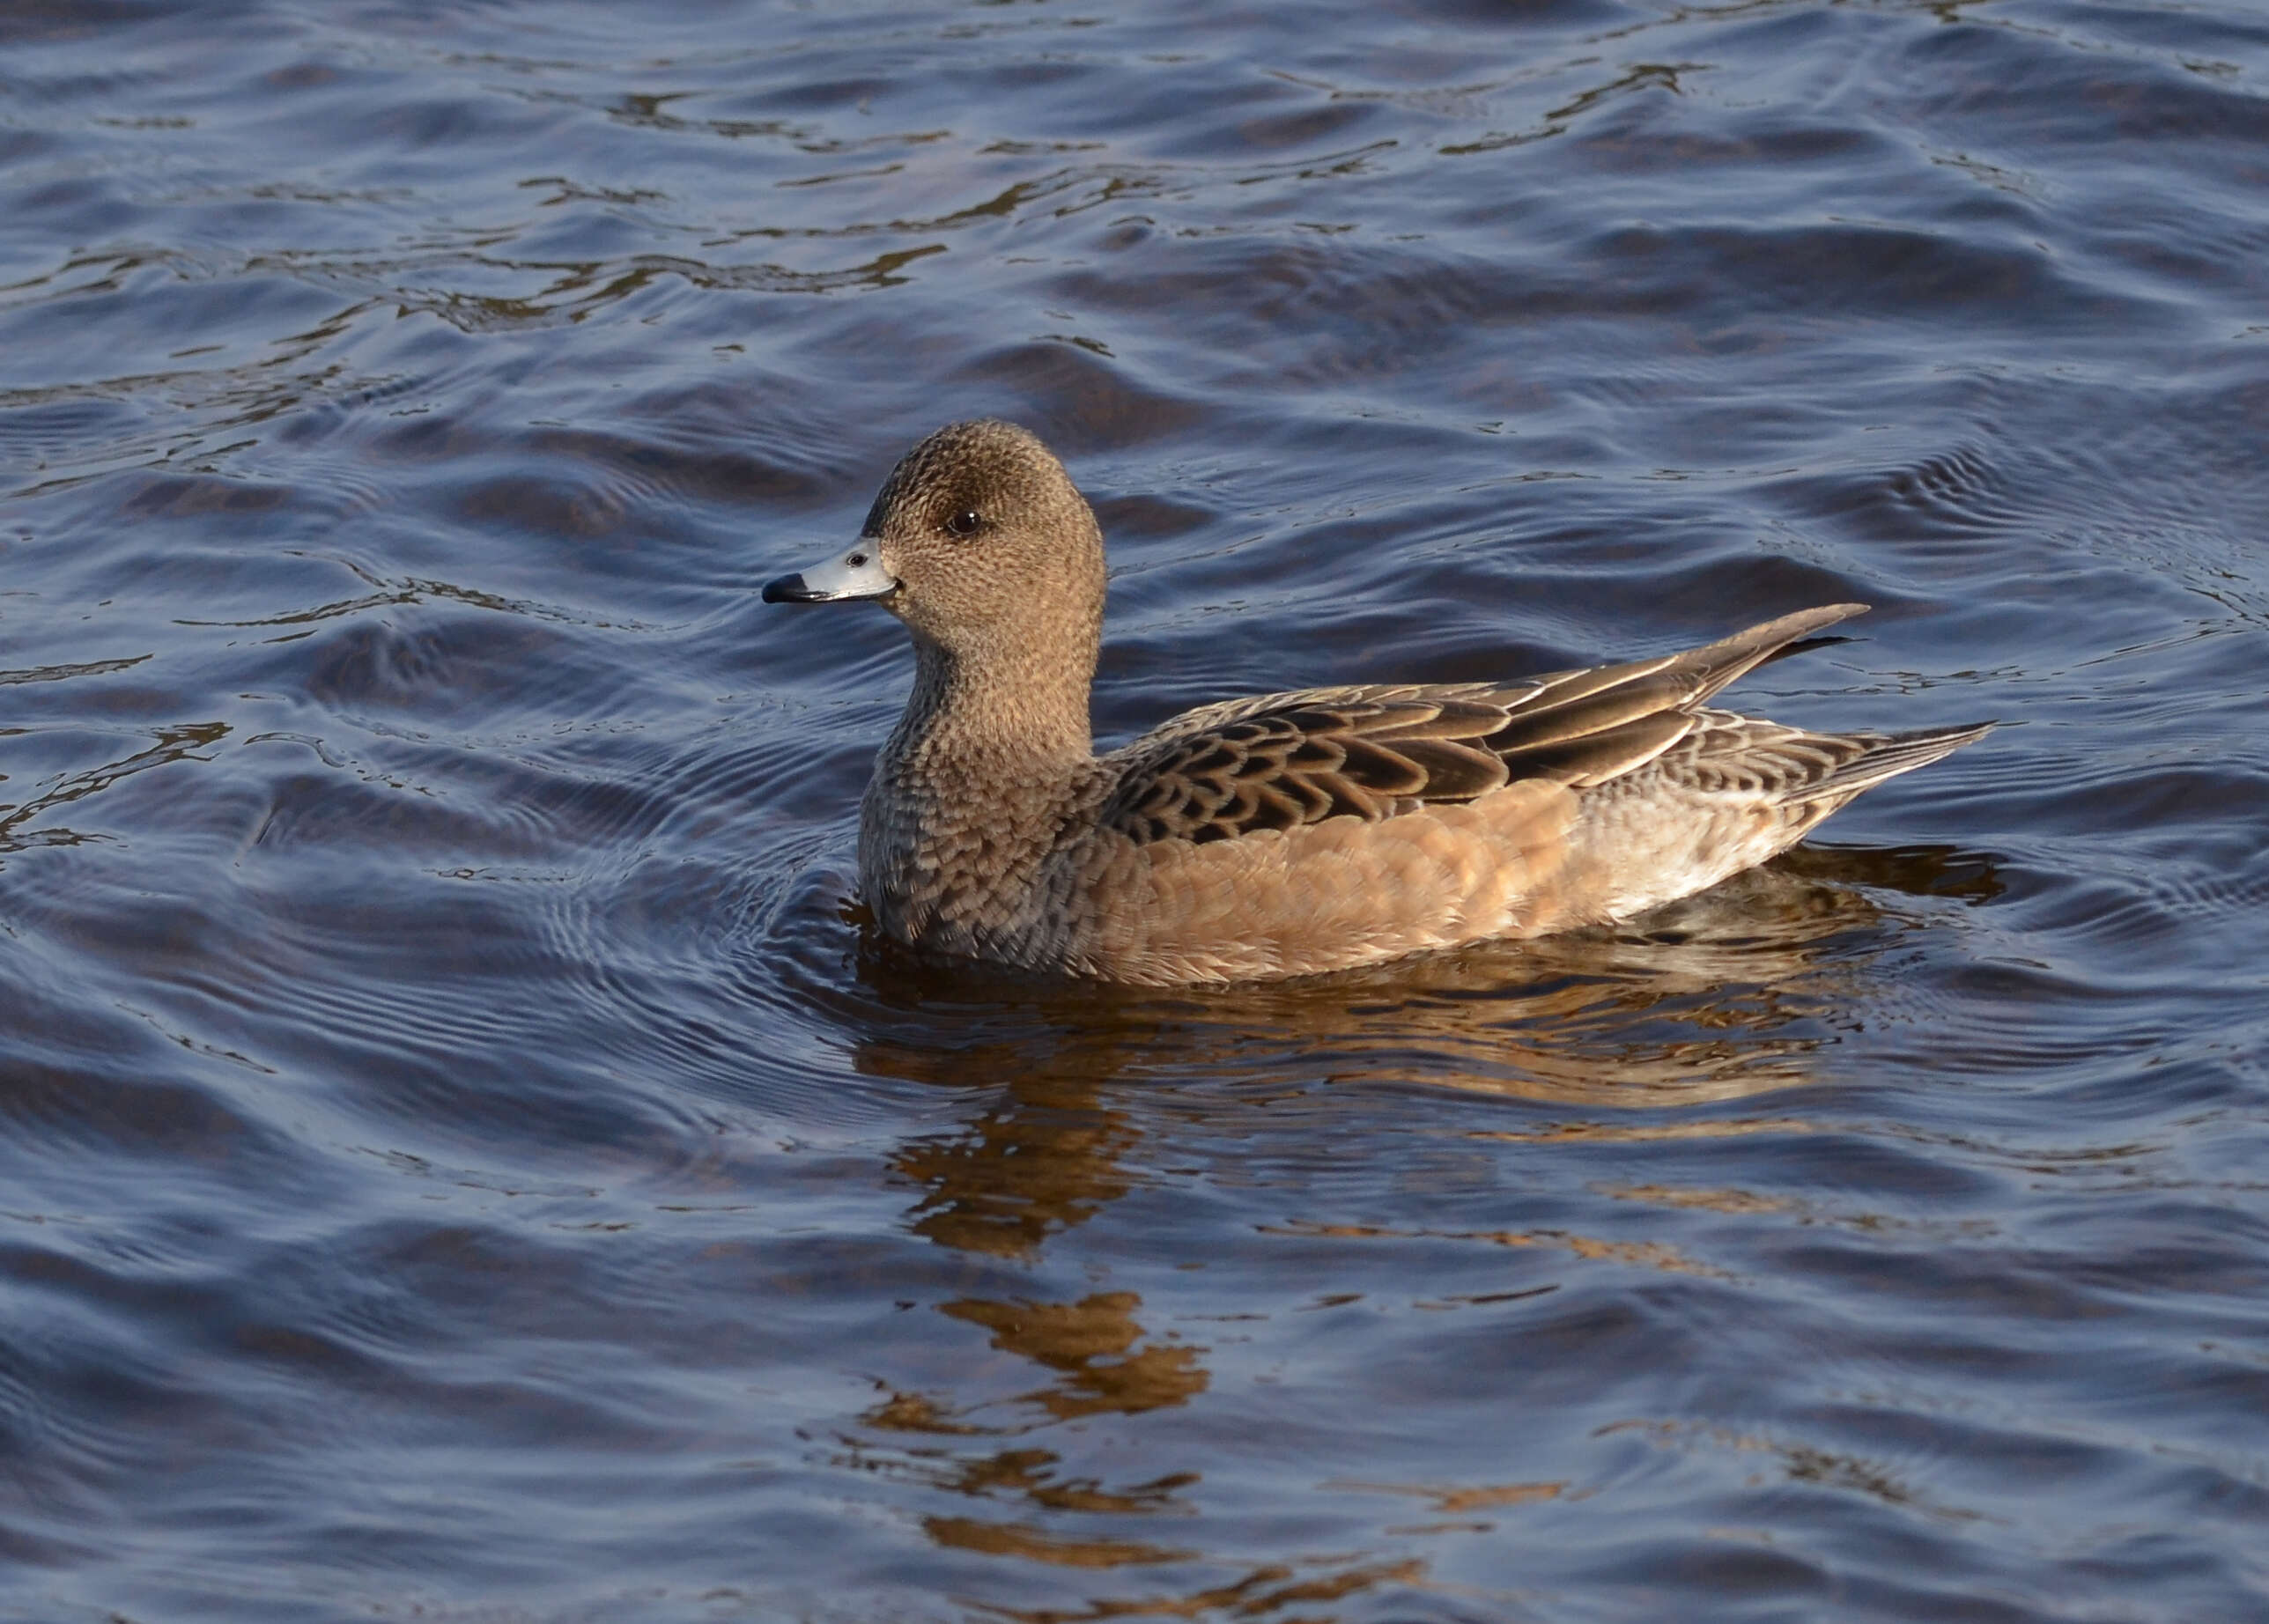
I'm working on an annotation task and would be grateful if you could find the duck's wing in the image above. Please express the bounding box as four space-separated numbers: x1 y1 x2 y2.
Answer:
1095 605 1871 848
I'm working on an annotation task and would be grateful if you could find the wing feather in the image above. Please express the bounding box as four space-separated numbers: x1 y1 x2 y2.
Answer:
1095 606 1871 848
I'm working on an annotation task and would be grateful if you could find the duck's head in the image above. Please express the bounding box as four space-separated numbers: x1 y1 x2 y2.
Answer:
764 420 1106 664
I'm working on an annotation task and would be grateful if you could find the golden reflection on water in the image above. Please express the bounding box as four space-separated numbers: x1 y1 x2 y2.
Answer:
888 1077 1139 1260
972 1558 1433 1623
832 846 1997 1600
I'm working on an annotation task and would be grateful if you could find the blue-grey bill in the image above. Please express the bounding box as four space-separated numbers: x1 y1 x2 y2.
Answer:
762 544 899 603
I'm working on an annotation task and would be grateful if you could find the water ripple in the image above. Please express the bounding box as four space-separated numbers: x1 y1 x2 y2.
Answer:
4 0 2268 1620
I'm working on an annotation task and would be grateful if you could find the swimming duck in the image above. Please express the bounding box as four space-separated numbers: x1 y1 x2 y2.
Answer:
764 420 1986 985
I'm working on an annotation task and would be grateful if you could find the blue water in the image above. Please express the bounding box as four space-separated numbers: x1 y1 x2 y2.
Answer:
4 1 2269 1619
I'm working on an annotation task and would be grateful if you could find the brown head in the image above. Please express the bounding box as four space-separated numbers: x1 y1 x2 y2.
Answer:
763 421 1108 684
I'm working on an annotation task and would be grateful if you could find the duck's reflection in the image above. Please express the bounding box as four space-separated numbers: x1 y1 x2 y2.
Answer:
846 1291 1212 1578
940 1293 1208 1421
884 1068 1138 1260
833 844 1999 1600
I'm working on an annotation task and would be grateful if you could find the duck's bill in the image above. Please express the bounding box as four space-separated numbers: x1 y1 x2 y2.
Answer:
762 544 899 603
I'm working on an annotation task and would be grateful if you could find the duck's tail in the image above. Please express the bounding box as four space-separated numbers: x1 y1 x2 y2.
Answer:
1812 720 1995 797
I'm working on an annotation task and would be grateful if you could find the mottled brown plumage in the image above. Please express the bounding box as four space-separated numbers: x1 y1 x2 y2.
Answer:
763 420 1988 985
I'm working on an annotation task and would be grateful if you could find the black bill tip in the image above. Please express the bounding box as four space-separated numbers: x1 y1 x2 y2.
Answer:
761 572 818 603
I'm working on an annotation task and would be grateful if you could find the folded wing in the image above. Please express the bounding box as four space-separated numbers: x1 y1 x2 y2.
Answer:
1098 605 1874 847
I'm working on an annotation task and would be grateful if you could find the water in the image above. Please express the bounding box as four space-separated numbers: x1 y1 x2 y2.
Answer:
4 0 2268 1618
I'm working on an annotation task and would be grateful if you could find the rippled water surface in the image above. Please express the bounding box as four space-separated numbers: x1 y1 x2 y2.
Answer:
6 0 2269 1618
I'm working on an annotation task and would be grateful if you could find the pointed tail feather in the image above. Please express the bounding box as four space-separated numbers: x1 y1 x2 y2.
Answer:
1814 721 1994 797
1671 603 1871 710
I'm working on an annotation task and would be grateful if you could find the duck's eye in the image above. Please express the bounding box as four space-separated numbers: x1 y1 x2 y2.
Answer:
943 507 982 538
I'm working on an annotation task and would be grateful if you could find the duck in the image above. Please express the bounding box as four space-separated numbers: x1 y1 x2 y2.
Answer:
763 420 1987 985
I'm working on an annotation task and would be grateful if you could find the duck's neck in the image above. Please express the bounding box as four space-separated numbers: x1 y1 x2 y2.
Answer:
891 633 1094 781
860 631 1098 949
